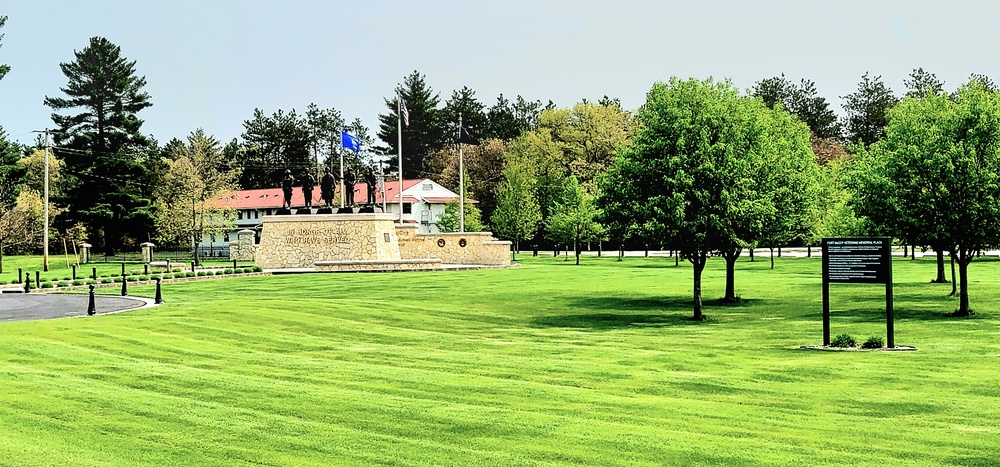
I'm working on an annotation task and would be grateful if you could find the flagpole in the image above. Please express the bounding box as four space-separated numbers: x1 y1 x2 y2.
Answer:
339 123 345 207
397 92 404 223
459 113 465 233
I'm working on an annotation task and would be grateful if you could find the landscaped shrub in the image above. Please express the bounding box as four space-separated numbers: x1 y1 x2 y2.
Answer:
138 275 149 281
252 266 262 273
113 277 122 283
57 281 70 287
100 278 112 284
72 280 84 286
862 336 885 349
50 277 60 282
224 269 233 274
185 272 196 278
150 275 161 281
10 279 18 284
830 333 857 348
85 280 97 285
41 282 55 288
171 268 182 273
197 271 207 277
62 276 72 281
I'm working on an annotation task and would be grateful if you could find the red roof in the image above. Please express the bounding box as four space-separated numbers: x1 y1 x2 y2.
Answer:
219 179 449 209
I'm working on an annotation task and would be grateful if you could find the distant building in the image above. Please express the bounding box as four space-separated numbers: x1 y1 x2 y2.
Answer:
197 178 470 255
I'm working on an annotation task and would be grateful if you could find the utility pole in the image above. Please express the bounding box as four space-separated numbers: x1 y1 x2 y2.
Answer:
32 129 59 272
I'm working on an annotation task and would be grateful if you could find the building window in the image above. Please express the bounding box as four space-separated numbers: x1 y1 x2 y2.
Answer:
423 183 433 191
403 203 412 214
266 209 272 216
238 210 243 220
254 210 259 219
224 233 230 242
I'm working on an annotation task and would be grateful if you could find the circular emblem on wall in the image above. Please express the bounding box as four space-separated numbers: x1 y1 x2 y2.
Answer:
459 238 467 248
437 238 446 247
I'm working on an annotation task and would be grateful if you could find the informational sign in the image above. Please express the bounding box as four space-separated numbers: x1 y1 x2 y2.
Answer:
821 237 895 348
823 238 891 284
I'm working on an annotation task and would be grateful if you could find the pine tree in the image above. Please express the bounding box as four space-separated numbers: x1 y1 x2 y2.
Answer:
377 71 445 179
44 36 155 255
842 73 899 147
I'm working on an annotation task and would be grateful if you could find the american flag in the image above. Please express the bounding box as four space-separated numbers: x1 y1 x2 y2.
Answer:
399 98 409 126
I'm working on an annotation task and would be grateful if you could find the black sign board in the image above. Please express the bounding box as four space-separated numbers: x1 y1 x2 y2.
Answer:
821 237 894 348
822 238 891 283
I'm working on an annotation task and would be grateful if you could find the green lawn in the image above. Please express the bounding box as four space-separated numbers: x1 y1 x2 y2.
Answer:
1 254 999 465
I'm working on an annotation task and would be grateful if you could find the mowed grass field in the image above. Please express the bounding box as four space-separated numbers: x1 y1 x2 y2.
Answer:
1 254 999 466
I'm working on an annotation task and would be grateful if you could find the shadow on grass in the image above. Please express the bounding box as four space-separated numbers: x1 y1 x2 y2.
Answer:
530 295 716 329
832 305 984 322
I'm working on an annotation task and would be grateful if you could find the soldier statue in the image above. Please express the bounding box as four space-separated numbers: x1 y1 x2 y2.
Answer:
364 166 377 205
344 168 357 205
301 172 316 209
281 169 294 209
320 170 336 207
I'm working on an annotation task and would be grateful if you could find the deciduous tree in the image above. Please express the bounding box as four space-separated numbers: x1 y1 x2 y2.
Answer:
154 130 239 264
546 177 603 265
848 80 1000 315
491 158 541 258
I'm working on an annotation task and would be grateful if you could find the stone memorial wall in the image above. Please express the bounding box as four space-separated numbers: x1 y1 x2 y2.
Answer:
255 214 401 269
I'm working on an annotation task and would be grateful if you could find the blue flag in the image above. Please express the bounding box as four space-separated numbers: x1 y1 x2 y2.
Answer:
342 131 361 153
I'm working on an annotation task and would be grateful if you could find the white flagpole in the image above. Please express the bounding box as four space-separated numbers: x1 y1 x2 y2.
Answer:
339 123 345 207
459 113 465 233
398 92 404 223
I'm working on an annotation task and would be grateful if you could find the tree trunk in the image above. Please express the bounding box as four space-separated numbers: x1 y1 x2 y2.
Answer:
574 237 580 265
807 245 811 257
675 253 679 267
911 245 916 260
956 250 972 316
777 247 782 258
933 247 947 283
722 248 741 302
950 251 957 296
0 243 4 274
769 247 775 269
903 244 908 257
597 240 602 257
749 248 754 262
618 244 623 262
691 252 707 320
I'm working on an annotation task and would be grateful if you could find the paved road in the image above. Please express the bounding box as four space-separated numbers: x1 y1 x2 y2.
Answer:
0 294 149 322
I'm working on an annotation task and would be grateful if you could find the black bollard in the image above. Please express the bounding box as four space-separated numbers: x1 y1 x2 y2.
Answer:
155 277 163 304
232 259 237 270
35 270 40 288
191 261 196 273
144 263 149 275
87 284 96 315
24 275 31 293
18 267 23 284
121 262 125 276
72 264 77 280
92 267 98 280
121 273 128 296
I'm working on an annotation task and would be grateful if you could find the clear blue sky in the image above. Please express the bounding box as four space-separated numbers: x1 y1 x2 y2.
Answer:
2 0 998 146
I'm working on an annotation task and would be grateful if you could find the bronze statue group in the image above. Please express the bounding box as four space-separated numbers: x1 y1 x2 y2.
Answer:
281 166 380 213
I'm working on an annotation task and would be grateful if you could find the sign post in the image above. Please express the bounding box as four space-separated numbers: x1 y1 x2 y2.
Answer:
821 237 894 348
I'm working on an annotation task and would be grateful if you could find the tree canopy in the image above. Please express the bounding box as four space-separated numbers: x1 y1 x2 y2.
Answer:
604 77 819 318
848 80 1000 315
842 73 899 147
